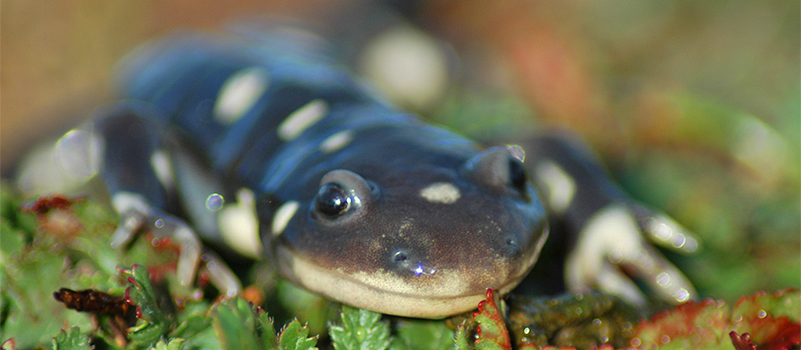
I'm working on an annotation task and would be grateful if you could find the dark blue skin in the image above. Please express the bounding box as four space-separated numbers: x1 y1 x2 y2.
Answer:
99 31 548 318
95 28 697 318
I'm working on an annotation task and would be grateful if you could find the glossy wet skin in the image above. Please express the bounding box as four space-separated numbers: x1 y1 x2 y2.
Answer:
111 33 549 318
263 121 548 318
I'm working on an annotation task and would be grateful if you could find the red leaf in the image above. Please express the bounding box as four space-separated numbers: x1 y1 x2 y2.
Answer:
23 195 83 214
730 331 757 350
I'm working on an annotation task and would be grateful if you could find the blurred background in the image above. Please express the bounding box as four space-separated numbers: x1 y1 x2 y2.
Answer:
2 0 798 301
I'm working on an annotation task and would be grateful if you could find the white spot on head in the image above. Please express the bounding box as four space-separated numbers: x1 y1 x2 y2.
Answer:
277 99 329 141
218 188 261 258
271 201 300 237
320 130 354 153
150 150 174 190
213 67 270 125
534 161 576 215
419 182 461 204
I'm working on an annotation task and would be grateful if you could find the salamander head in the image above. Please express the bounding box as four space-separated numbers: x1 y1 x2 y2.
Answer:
268 147 548 318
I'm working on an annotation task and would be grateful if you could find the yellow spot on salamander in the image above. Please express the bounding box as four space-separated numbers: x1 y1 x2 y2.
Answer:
277 99 329 141
213 67 270 125
534 160 576 215
320 129 354 153
218 188 261 258
272 201 300 237
419 182 460 204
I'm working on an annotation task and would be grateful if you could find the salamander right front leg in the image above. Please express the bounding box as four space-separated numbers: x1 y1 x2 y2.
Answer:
96 102 240 296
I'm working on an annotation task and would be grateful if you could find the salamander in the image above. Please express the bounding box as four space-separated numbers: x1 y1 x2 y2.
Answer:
42 25 698 319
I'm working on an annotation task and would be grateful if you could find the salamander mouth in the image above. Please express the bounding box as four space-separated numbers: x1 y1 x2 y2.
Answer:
276 246 527 318
274 227 548 318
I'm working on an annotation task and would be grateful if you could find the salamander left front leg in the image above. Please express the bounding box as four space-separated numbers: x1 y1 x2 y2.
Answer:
521 133 699 305
562 201 698 305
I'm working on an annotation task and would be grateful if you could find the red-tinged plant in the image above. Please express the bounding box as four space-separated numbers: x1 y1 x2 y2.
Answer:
473 289 512 350
630 289 800 350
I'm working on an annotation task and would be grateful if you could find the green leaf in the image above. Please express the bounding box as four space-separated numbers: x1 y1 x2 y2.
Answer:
212 298 276 350
731 288 800 322
473 290 511 350
258 309 278 349
329 305 389 350
171 312 212 340
52 327 92 350
122 265 172 348
150 338 186 350
212 302 258 349
0 183 37 240
276 280 333 336
391 319 455 350
453 324 470 350
0 217 27 258
179 323 221 350
633 299 731 349
171 303 220 349
278 319 317 350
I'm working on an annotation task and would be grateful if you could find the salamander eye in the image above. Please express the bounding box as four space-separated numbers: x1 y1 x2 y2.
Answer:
313 169 375 224
314 183 351 218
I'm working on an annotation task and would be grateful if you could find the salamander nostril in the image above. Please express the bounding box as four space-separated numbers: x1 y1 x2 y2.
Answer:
393 251 408 262
505 237 521 256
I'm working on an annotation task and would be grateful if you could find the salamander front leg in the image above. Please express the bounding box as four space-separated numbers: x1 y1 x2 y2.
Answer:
520 132 699 305
562 202 698 305
109 201 240 297
97 103 241 296
109 196 201 286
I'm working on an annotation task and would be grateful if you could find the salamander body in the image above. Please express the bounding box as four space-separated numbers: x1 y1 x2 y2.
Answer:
97 30 548 318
